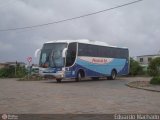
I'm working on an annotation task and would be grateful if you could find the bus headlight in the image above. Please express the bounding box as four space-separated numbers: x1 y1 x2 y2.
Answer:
56 71 64 78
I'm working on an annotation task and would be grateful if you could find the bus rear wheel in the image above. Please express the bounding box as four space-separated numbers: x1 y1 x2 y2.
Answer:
110 70 117 80
107 70 117 80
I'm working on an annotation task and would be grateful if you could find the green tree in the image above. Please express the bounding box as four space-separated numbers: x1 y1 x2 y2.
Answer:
148 57 160 76
129 57 143 76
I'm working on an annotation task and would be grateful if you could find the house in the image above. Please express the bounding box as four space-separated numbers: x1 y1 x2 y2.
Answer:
137 54 160 70
0 63 9 69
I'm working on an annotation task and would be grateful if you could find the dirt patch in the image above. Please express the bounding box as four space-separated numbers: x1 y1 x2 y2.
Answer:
127 81 150 87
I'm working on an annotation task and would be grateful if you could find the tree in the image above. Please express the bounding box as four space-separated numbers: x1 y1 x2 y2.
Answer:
129 57 143 76
148 57 160 76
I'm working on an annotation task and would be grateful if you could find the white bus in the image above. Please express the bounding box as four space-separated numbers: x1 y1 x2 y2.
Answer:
37 39 129 82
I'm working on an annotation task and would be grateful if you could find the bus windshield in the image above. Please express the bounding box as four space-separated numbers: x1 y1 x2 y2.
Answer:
39 43 67 68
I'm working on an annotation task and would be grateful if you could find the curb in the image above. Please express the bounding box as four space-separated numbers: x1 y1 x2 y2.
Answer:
126 82 160 92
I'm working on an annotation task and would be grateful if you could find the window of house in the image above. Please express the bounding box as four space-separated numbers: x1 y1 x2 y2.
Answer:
140 58 143 62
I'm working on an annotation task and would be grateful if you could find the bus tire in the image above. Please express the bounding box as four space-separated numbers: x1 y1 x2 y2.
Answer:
76 72 82 82
56 78 62 83
110 70 117 80
76 70 85 82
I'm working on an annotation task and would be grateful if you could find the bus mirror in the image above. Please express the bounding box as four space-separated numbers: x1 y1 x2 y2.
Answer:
35 49 41 58
62 48 67 58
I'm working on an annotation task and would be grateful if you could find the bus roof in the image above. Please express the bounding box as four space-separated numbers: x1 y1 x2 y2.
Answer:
45 39 128 49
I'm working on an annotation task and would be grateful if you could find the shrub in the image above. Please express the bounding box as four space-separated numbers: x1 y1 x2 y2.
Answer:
0 66 15 78
16 65 27 78
148 57 160 76
150 76 160 85
129 58 143 76
0 68 9 78
0 65 27 78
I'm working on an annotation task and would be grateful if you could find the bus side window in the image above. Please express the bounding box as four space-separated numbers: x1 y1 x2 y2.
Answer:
78 43 88 56
66 43 77 67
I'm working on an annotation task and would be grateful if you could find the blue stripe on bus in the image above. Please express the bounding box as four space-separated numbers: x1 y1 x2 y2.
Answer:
65 64 106 78
65 58 128 78
76 58 127 74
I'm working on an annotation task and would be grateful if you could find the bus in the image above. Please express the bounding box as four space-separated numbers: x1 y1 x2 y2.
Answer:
37 39 129 82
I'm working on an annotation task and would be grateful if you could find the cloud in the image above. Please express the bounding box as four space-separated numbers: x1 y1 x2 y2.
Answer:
0 41 14 51
0 0 160 63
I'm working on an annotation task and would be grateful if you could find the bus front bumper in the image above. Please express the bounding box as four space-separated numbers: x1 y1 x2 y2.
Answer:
39 70 65 79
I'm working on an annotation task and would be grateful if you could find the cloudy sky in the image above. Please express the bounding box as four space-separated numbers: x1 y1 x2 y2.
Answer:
0 0 160 63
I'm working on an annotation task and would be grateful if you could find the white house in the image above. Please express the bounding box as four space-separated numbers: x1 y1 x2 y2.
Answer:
137 54 160 69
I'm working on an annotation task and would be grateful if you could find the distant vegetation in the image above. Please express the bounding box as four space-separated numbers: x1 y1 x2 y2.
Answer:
129 57 160 75
0 64 43 80
148 57 160 85
128 57 160 85
129 58 144 76
0 65 27 78
150 76 160 85
148 57 160 76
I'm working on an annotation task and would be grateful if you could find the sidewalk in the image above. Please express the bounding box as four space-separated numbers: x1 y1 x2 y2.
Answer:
126 81 160 92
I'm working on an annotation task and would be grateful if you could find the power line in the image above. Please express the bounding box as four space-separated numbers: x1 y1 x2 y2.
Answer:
0 0 143 32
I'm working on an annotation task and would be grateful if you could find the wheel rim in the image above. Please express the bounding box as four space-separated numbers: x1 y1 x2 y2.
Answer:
112 71 116 79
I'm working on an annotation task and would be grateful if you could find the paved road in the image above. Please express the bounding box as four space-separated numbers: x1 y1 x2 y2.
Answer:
0 77 159 114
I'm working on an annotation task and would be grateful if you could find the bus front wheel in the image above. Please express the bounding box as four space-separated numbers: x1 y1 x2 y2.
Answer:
56 78 62 83
76 72 81 82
